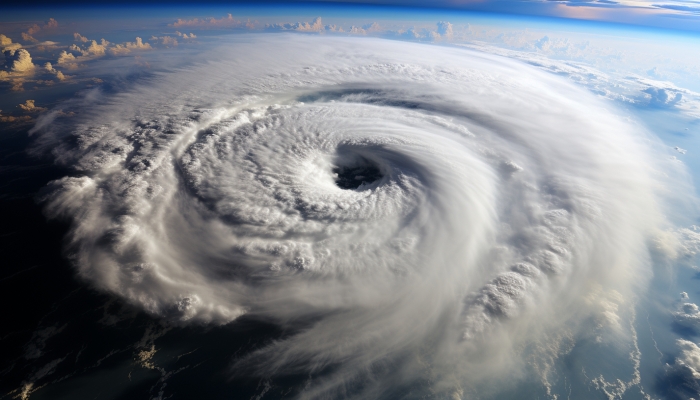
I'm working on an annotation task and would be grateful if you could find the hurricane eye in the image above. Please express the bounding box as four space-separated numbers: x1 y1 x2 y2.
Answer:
332 155 383 190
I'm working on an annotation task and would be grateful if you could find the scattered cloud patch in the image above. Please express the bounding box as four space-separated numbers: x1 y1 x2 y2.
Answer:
56 51 77 66
1 34 22 52
659 339 700 398
436 21 454 40
111 37 152 55
0 109 32 123
86 39 109 56
44 62 66 81
18 99 46 112
73 32 89 43
674 293 700 333
266 17 326 32
149 36 177 48
23 18 58 42
21 32 38 43
0 34 12 46
642 86 683 108
364 22 381 32
171 14 253 29
5 48 35 72
175 31 196 39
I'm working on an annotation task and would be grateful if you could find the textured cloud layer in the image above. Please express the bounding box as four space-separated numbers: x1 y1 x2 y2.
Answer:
33 35 670 397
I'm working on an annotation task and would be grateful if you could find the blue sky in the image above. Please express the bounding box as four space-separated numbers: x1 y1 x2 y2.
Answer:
2 0 700 33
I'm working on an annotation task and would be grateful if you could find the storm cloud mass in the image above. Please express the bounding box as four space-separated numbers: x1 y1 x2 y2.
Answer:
31 34 678 397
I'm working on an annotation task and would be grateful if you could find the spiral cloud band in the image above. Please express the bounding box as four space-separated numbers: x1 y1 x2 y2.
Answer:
37 35 666 396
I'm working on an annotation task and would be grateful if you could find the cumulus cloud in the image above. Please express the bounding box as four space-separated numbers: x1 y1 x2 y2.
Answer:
364 22 382 32
0 34 12 46
73 32 89 43
383 22 455 41
23 18 58 41
21 32 38 43
174 31 196 39
45 18 58 29
86 39 109 56
533 35 589 56
32 35 680 398
18 99 46 112
643 86 683 108
110 37 152 55
675 299 700 332
26 25 40 36
669 292 700 337
63 37 110 59
655 227 700 263
148 36 177 47
437 21 454 40
659 339 700 399
675 339 700 376
170 13 253 29
43 62 66 81
5 48 35 72
0 109 32 123
1 34 22 52
348 26 364 34
398 27 422 39
266 17 325 32
56 51 77 65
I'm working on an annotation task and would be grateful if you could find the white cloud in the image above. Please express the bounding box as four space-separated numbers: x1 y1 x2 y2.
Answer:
0 109 32 123
452 39 700 119
365 22 381 32
672 291 700 332
149 36 177 47
170 13 253 29
348 26 365 35
175 31 197 39
21 32 38 43
43 62 65 81
31 35 678 398
0 34 22 52
437 21 453 40
73 32 89 43
63 37 111 59
677 340 700 376
18 99 46 112
56 51 77 65
110 37 152 55
45 18 58 29
676 227 700 260
86 39 109 56
6 48 34 72
266 17 325 32
642 86 683 108
23 18 58 42
398 27 422 39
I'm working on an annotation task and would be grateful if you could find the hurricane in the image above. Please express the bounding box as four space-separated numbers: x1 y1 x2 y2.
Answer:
32 34 672 398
